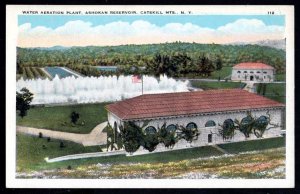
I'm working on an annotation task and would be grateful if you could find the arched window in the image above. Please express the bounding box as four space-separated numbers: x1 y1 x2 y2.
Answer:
237 71 241 73
263 71 267 74
257 71 261 73
186 122 197 130
145 126 157 134
244 71 247 73
166 124 177 132
205 120 216 127
250 71 254 74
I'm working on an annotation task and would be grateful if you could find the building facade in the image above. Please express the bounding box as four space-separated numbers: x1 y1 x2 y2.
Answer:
231 62 275 82
106 89 285 154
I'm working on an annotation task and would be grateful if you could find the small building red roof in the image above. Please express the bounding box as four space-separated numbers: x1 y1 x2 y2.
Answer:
233 62 274 70
106 89 284 121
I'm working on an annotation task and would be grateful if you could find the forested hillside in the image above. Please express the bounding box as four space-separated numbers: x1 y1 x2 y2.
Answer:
17 42 286 77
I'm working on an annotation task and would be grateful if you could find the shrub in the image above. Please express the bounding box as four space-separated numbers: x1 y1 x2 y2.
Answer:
141 133 159 152
47 137 51 142
119 121 145 153
60 141 65 148
157 123 177 148
38 132 43 138
177 125 200 143
70 111 80 124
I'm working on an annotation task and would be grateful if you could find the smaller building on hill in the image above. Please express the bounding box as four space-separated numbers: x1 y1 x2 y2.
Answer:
231 62 275 82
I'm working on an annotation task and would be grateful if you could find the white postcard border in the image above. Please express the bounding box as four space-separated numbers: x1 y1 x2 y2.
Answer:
6 5 294 188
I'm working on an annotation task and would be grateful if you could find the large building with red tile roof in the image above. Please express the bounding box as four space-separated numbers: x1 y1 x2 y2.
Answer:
231 62 275 82
106 89 285 153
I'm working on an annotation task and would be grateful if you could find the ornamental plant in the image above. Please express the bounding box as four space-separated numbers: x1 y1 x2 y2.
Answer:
119 121 148 153
157 123 177 148
177 124 200 143
234 112 255 138
218 119 236 141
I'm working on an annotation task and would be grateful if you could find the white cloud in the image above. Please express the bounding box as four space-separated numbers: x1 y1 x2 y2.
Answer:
18 19 285 47
217 19 284 34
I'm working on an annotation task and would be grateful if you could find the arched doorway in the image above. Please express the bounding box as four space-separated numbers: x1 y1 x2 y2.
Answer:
250 75 254 81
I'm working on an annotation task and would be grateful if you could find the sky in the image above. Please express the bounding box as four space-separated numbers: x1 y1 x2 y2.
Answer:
18 15 285 47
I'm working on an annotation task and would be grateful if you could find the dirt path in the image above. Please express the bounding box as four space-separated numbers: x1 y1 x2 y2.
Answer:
17 121 108 146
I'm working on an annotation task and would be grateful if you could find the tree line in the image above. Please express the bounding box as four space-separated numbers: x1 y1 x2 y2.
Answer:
17 42 286 77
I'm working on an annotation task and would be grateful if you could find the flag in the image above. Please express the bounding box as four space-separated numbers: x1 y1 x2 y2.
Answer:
132 75 142 83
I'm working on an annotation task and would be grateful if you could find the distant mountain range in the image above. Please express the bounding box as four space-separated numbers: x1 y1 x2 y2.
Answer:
29 46 71 51
26 39 286 51
227 39 286 50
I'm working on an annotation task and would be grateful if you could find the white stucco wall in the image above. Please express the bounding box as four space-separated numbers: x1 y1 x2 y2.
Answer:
231 68 275 82
107 107 284 154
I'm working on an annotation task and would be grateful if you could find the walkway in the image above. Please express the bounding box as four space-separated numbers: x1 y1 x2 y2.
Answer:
211 145 229 154
17 121 108 147
46 150 126 163
243 81 256 93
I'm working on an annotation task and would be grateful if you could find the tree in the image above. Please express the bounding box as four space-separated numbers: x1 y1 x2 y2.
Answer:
218 119 236 141
119 121 147 153
16 87 34 118
234 112 255 138
177 124 200 143
141 133 159 152
157 123 177 148
215 56 223 71
196 55 215 77
70 111 80 124
215 56 223 80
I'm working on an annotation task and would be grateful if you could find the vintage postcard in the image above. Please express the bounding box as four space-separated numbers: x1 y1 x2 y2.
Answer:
6 5 294 188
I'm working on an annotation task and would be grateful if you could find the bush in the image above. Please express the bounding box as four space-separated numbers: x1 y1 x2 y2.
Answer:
47 137 51 142
158 123 177 148
70 111 80 124
119 121 144 153
141 133 159 152
67 165 72 170
38 132 43 138
60 141 65 148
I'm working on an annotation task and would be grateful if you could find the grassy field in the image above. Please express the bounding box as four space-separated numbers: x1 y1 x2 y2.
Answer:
257 83 286 103
265 83 286 103
190 80 245 90
208 66 232 79
17 133 285 174
218 137 285 154
17 103 109 134
275 74 286 82
16 133 103 172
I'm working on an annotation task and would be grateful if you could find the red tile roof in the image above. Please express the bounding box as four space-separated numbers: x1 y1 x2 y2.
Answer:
106 89 284 121
233 62 274 70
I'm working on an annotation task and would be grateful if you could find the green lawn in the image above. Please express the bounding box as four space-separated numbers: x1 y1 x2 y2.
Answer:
218 137 285 154
17 103 109 134
208 66 232 79
183 66 232 79
16 133 103 172
17 131 285 172
257 83 286 103
190 80 245 90
275 74 286 82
